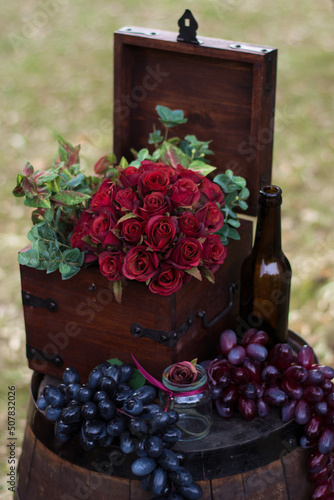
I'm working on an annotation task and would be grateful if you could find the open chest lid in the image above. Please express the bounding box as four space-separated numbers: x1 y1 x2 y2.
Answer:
113 11 277 216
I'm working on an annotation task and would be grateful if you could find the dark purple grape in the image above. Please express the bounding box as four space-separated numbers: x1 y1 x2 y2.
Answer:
310 480 331 500
304 415 324 440
321 379 333 395
177 481 203 500
107 415 127 436
78 385 93 403
114 388 134 406
144 436 164 458
54 426 71 442
120 432 138 454
243 358 262 383
79 431 96 451
281 400 297 422
93 390 109 403
104 364 121 385
98 433 114 448
308 466 329 484
281 379 303 400
327 392 334 409
60 403 82 424
43 385 65 407
239 383 258 400
99 377 117 398
315 402 328 416
167 409 179 424
123 396 143 416
157 449 180 471
297 345 314 370
308 450 329 474
264 387 288 407
250 330 269 346
64 383 81 402
295 399 311 425
151 467 168 495
88 368 103 389
238 397 257 421
81 401 98 420
318 428 334 454
284 365 308 384
300 435 316 449
98 399 117 420
215 400 234 418
83 419 106 440
304 386 324 403
210 385 223 400
132 385 157 404
246 344 268 363
262 365 280 385
162 425 182 444
119 362 134 383
147 411 171 434
325 410 334 428
257 398 270 418
215 365 232 388
317 365 334 380
268 343 293 371
220 329 237 356
36 395 48 411
45 405 62 421
241 328 258 346
220 385 239 406
169 467 193 487
128 417 149 437
232 367 250 384
131 457 157 476
306 370 324 386
63 366 81 385
228 346 246 366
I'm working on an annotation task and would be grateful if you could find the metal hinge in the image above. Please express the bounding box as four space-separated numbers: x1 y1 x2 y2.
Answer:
26 344 63 368
130 314 194 348
229 43 273 54
22 291 58 312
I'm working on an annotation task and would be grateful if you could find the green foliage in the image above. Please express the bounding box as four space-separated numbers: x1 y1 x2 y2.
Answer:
156 105 188 128
13 136 99 279
214 170 250 245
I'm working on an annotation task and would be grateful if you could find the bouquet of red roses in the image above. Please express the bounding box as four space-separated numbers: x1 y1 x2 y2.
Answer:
70 160 227 301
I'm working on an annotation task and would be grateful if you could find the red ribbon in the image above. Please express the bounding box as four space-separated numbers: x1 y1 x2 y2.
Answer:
131 354 207 411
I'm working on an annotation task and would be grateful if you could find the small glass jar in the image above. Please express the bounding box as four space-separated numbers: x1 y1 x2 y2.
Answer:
159 364 212 441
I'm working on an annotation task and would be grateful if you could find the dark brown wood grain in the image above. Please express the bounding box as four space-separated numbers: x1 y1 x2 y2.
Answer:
113 28 277 216
20 220 252 381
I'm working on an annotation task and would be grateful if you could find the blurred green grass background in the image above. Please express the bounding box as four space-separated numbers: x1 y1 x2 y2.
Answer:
1 0 333 497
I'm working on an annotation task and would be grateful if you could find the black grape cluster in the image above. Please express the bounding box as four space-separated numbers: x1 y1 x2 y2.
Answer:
36 361 203 500
208 328 334 500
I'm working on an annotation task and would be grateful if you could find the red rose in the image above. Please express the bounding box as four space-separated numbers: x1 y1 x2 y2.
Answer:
138 169 170 195
115 187 139 212
202 234 227 272
90 180 115 209
119 218 144 245
135 192 171 220
99 251 124 281
122 245 159 281
196 202 224 233
70 212 97 263
119 166 141 188
176 164 204 184
168 237 203 269
145 215 178 252
170 178 201 209
148 265 184 296
89 212 115 245
178 211 204 238
199 177 224 205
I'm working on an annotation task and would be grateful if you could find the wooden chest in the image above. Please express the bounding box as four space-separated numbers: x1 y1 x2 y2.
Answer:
19 12 277 380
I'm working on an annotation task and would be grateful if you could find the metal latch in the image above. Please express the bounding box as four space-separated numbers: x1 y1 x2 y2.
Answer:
22 291 58 312
230 43 272 54
177 9 200 45
130 314 194 348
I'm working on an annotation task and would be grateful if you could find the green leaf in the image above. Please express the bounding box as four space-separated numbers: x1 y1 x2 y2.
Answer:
148 130 163 145
44 208 54 222
128 367 146 390
239 187 250 200
233 176 247 188
61 265 81 280
156 105 188 128
238 200 248 211
62 247 81 261
34 170 59 186
227 218 241 228
201 267 216 284
159 142 190 169
226 227 241 240
138 149 150 161
65 173 86 189
188 160 216 177
24 195 52 209
17 248 40 268
59 262 72 274
119 157 129 169
151 149 161 161
113 280 122 304
52 190 90 206
185 267 202 281
129 159 141 168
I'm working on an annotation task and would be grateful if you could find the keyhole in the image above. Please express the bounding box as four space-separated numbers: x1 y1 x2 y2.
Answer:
185 18 190 27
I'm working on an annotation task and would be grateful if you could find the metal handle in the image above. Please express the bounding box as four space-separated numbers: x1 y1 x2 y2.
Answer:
198 283 238 329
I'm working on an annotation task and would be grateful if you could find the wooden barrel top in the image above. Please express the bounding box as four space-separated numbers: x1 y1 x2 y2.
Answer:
28 331 309 482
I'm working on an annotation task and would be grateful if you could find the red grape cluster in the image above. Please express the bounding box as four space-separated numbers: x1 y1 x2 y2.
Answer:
208 329 334 500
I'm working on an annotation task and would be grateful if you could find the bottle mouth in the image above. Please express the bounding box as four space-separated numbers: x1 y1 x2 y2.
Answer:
259 185 282 206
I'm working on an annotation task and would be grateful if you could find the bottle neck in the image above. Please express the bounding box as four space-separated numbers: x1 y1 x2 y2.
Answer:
253 204 282 255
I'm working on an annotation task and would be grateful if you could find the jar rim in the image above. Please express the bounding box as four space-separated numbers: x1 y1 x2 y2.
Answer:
162 363 207 392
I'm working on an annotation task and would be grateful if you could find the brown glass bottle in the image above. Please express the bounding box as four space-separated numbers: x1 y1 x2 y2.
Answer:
238 185 291 345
